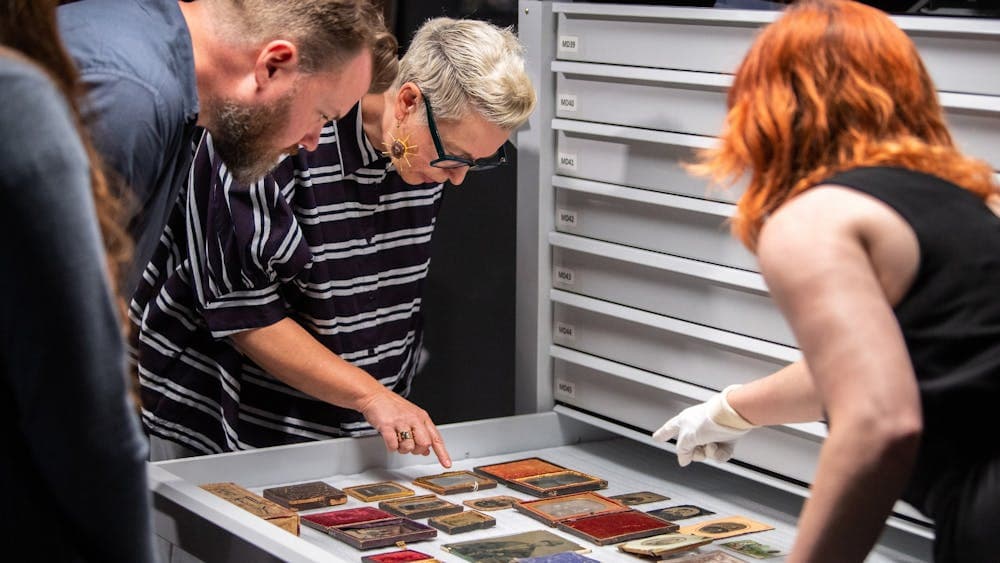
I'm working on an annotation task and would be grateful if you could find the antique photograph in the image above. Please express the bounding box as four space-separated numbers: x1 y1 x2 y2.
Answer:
379 494 463 519
519 471 598 490
343 481 416 502
413 470 497 495
336 519 436 550
678 516 775 539
463 495 521 511
618 533 713 557
262 481 346 510
361 549 439 563
443 530 588 563
721 539 783 559
428 510 496 534
558 510 678 545
515 492 626 524
608 491 671 506
647 504 716 521
657 550 746 563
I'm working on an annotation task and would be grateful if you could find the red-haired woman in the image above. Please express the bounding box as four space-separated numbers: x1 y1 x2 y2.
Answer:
652 1 1000 561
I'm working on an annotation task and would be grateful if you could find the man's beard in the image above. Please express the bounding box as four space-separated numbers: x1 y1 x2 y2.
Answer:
207 89 298 185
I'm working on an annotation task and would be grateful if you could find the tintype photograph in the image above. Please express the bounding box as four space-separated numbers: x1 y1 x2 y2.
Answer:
617 533 713 557
443 529 588 563
262 481 347 510
343 481 416 502
514 470 607 497
608 491 670 506
379 494 463 519
514 491 626 525
462 495 520 511
428 510 496 534
678 516 775 539
413 470 497 495
335 518 436 550
647 504 716 521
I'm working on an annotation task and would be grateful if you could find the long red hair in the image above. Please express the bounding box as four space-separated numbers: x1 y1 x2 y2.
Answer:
690 0 997 250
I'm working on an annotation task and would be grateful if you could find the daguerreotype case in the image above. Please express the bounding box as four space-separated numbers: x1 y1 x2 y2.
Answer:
473 457 607 497
378 494 464 519
361 549 440 563
343 481 415 502
514 491 628 526
412 470 498 495
199 482 300 535
427 510 496 534
262 481 347 510
557 510 678 546
301 506 435 550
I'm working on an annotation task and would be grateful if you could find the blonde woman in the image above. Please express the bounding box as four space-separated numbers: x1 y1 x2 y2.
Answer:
131 17 536 465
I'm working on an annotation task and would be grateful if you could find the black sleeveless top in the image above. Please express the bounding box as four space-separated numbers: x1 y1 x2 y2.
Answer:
821 167 1000 513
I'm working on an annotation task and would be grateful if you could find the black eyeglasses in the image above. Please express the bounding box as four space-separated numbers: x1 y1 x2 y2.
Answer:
422 94 507 171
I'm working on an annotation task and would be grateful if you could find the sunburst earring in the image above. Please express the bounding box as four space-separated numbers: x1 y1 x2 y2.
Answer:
382 121 418 168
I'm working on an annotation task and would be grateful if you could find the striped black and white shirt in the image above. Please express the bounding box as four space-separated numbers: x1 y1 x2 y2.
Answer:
129 103 445 455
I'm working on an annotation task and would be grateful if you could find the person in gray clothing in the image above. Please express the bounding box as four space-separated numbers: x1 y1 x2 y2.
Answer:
58 0 390 295
0 0 154 560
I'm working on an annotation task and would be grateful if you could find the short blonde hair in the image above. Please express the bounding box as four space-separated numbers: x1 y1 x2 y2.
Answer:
394 17 536 131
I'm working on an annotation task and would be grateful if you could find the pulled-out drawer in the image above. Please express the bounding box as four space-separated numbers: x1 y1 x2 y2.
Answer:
554 176 757 271
551 235 794 346
551 291 797 388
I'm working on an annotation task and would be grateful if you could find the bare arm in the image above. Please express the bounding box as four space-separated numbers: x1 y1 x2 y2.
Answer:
230 317 452 467
757 187 922 563
727 360 824 426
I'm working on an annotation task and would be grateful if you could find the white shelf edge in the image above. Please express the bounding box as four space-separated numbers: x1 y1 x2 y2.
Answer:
939 91 1000 113
552 60 731 89
553 174 736 218
549 231 768 292
552 118 717 149
550 289 800 363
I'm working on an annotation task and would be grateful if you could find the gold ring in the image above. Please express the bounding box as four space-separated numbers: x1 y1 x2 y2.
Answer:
397 430 413 441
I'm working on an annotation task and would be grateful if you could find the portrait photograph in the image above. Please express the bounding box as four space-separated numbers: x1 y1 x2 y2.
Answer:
336 518 436 550
678 516 775 539
344 481 416 502
443 529 587 563
647 504 716 521
463 495 521 511
514 491 626 524
618 533 712 557
428 510 496 534
380 494 463 519
608 491 671 506
413 470 497 495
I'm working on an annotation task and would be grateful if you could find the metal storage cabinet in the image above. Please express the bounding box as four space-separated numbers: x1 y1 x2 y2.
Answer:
516 0 1000 554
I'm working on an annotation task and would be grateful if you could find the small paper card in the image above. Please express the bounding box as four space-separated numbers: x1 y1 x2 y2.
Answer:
428 510 496 534
617 533 713 557
343 481 416 502
413 470 497 495
721 539 784 559
262 481 346 510
678 516 775 539
379 494 464 519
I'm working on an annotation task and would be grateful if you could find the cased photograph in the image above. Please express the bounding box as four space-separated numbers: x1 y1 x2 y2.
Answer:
462 495 521 511
379 494 463 519
333 518 436 550
361 549 439 563
514 491 627 525
557 509 678 545
428 510 496 534
647 504 716 522
343 481 416 502
607 491 670 506
262 481 347 510
413 470 497 495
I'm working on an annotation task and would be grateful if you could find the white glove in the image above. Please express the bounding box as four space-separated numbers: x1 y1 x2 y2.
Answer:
652 385 757 467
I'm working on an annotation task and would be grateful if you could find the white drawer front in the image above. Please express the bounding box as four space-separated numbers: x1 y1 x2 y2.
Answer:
945 107 1000 172
554 184 758 271
552 300 793 388
552 245 794 346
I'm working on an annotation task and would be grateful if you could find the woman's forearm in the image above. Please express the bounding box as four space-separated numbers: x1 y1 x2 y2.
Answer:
728 360 825 426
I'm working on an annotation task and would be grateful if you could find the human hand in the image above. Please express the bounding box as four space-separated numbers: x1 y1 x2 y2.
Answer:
359 390 452 468
652 385 756 467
